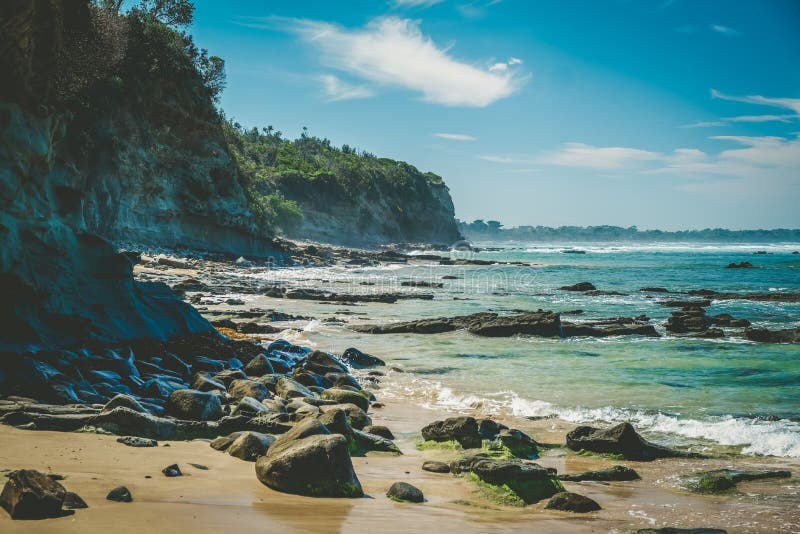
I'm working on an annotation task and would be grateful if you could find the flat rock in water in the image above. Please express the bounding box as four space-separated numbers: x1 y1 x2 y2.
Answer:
544 491 601 512
387 481 424 503
558 465 640 482
559 282 597 292
106 486 132 502
0 469 67 519
688 468 791 493
566 422 698 461
117 436 158 447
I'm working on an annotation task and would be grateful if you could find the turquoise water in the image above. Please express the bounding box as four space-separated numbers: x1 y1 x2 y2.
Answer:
228 242 800 457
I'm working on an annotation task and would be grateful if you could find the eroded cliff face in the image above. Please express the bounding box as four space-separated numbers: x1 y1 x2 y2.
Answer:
0 102 211 352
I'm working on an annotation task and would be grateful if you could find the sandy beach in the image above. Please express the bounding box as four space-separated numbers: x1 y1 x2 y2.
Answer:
3 398 798 534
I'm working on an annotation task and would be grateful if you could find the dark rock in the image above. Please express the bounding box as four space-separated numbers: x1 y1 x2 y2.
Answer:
744 327 800 343
165 389 222 421
558 465 640 482
102 394 148 414
63 491 88 509
401 281 443 288
191 372 227 392
116 436 158 448
324 372 360 390
689 468 791 493
243 354 275 377
317 409 355 442
545 491 601 512
726 261 753 268
353 429 402 454
421 416 481 448
477 418 507 440
422 461 450 473
231 396 270 417
566 422 698 461
0 469 67 519
469 457 564 504
387 481 424 503
342 347 386 368
106 486 132 502
304 350 348 375
293 369 332 389
213 369 247 386
162 464 182 477
640 287 669 293
635 530 727 534
227 431 276 461
90 407 177 439
709 313 751 328
276 377 316 400
363 425 395 440
494 428 539 458
228 379 272 402
320 388 369 411
691 328 725 339
559 282 596 292
319 403 371 430
255 434 363 497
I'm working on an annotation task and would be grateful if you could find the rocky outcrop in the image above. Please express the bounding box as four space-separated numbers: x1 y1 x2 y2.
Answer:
566 422 700 461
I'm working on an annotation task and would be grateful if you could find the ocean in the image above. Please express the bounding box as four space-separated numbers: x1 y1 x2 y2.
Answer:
224 242 800 458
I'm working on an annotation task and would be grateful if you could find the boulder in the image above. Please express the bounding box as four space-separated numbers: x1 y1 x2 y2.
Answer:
276 377 316 400
387 481 424 503
352 429 402 455
227 431 276 461
0 469 67 519
469 457 564 504
422 461 450 473
228 379 272 402
268 417 331 458
165 389 222 421
303 351 348 375
566 422 697 461
106 486 132 502
255 434 363 497
244 354 275 377
320 388 370 412
421 416 482 448
744 327 800 343
558 465 640 482
545 492 601 513
317 409 355 442
342 348 386 368
210 431 244 451
213 369 247 387
191 373 227 392
495 428 538 458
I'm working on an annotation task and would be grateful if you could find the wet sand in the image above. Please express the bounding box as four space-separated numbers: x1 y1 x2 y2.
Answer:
2 401 798 533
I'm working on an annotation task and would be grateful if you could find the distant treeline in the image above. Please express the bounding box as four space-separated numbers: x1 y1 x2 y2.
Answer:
459 220 800 242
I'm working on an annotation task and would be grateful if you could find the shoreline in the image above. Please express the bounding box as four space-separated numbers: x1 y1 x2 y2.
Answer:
1 399 798 533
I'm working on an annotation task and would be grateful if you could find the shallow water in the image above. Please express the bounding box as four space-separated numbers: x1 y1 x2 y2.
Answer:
220 242 800 457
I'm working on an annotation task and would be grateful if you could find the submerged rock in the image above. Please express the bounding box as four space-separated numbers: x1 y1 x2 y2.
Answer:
744 327 800 343
387 481 424 503
544 491 601 512
688 468 791 493
559 282 597 292
342 347 386 368
558 465 640 482
566 422 698 461
0 469 67 519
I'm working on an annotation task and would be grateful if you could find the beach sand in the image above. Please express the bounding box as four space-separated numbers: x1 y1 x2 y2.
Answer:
2 401 798 533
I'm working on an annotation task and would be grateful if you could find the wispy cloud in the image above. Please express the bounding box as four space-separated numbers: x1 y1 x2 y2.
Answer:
680 120 728 129
537 143 662 169
435 132 476 141
457 0 504 19
391 0 444 8
711 89 800 115
320 74 374 101
489 56 523 72
479 155 517 164
710 24 741 36
253 16 526 107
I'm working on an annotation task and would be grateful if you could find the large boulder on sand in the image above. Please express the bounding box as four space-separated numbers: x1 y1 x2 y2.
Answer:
545 491 601 513
227 431 276 461
320 388 370 411
566 422 696 461
165 389 222 421
255 434 363 497
421 416 482 448
0 469 67 519
386 481 423 503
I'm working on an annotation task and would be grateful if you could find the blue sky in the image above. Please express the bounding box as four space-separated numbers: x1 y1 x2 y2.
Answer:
188 0 800 229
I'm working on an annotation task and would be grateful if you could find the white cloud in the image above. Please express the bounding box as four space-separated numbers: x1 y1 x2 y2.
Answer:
435 132 476 141
320 74 374 101
267 16 525 107
489 62 508 72
710 24 741 36
392 0 445 7
726 114 796 123
711 89 800 115
508 57 522 65
537 143 662 169
680 120 727 128
479 155 517 164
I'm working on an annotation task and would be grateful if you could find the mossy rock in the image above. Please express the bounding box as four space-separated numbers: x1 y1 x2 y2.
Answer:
416 439 463 451
687 468 791 494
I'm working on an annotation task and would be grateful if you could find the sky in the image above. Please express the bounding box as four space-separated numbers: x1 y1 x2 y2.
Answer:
187 0 800 230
